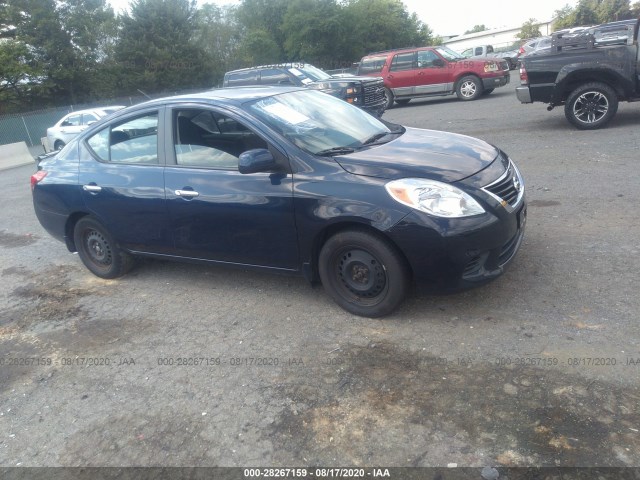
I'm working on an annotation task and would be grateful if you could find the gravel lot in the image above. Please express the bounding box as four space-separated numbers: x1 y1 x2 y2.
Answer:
1 72 640 469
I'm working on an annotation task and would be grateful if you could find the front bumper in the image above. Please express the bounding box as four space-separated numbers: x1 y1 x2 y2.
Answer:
483 73 510 90
386 197 526 291
516 86 532 103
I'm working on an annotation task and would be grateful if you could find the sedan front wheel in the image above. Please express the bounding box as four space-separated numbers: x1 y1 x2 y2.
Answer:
318 229 410 317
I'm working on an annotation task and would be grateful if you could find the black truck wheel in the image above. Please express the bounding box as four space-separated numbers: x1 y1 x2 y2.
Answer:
564 82 618 130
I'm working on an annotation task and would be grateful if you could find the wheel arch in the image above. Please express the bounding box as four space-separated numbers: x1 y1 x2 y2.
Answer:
64 211 90 252
306 221 414 283
557 70 626 103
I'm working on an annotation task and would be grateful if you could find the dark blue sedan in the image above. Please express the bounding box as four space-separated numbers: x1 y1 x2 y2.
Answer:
31 87 526 317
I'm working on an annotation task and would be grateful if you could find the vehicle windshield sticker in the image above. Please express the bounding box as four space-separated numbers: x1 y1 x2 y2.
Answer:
288 68 313 84
262 102 310 124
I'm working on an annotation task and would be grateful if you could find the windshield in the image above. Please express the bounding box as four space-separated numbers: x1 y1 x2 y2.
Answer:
245 90 392 155
288 64 332 82
435 46 465 61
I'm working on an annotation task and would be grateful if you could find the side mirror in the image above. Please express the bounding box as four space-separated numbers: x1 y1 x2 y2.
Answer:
239 149 278 174
433 58 445 67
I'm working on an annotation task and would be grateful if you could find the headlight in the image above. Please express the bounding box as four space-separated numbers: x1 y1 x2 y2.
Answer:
385 178 485 218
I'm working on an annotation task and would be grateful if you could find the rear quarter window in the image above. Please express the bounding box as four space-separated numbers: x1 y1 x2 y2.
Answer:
225 70 258 87
358 56 388 75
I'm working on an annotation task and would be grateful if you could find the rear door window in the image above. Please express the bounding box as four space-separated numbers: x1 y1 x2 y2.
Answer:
390 52 416 72
358 55 388 75
86 112 159 164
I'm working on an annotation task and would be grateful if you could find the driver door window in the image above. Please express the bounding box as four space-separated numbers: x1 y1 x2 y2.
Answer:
173 109 267 169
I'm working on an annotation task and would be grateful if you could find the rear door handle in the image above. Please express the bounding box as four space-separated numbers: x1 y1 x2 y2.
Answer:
83 184 102 193
175 189 199 198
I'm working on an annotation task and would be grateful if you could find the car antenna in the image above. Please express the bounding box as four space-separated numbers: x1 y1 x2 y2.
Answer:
137 89 152 100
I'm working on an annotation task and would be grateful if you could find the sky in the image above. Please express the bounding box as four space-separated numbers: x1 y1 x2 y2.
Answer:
107 0 579 36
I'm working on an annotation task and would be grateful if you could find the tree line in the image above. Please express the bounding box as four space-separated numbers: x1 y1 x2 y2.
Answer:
0 0 437 113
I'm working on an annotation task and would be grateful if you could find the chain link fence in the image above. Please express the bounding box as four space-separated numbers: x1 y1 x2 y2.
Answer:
0 89 208 150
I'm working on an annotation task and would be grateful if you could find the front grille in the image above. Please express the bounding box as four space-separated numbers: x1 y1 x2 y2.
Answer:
363 81 386 106
498 229 523 266
483 161 522 208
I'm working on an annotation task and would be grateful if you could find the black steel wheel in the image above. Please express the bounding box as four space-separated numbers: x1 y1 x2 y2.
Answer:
564 82 618 130
318 229 410 317
73 216 134 279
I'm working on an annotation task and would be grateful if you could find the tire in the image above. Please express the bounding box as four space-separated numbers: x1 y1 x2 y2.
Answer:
54 140 65 150
564 82 618 130
482 88 495 95
383 87 394 109
456 75 483 101
395 99 411 106
318 229 410 318
73 216 134 279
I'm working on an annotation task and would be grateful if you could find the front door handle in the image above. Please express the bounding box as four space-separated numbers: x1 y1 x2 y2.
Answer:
175 189 199 198
83 184 102 193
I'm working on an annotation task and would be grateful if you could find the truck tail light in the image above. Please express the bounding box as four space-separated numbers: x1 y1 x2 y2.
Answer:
30 170 47 191
519 65 529 85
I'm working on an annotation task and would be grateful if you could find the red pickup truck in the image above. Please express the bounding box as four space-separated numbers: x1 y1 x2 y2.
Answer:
358 46 511 108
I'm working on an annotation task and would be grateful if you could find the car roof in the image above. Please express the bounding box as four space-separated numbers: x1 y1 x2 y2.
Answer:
108 86 306 115
362 45 442 59
60 106 124 118
225 64 312 75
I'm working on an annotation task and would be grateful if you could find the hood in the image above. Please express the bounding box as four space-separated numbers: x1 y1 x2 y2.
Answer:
334 127 499 182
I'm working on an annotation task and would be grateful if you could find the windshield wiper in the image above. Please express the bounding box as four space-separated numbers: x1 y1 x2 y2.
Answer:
361 132 390 146
315 146 356 156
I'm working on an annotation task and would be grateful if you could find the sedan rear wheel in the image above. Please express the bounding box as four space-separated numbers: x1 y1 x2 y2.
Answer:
318 229 410 317
74 216 134 279
54 140 65 150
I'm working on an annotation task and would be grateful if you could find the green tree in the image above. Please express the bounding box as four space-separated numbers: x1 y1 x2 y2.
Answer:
340 0 436 61
597 0 633 22
281 0 344 65
235 0 289 59
631 0 640 16
517 18 542 40
115 0 211 94
552 4 576 30
464 24 488 34
193 4 240 84
0 39 44 112
572 0 600 26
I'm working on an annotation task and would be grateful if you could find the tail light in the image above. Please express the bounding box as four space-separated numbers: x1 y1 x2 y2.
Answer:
30 170 47 191
519 64 528 85
518 46 525 55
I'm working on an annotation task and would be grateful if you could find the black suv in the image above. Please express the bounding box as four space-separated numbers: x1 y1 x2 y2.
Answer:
223 63 386 117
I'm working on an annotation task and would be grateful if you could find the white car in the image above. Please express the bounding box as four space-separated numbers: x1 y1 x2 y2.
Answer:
46 106 125 150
